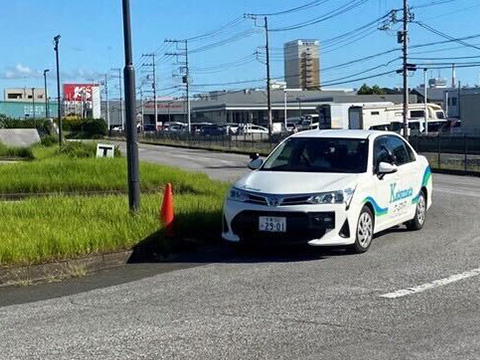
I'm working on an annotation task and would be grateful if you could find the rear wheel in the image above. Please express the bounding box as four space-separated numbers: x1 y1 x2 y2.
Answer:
406 191 427 230
349 206 374 254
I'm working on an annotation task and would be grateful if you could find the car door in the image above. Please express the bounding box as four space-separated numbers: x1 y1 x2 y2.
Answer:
385 135 420 223
372 136 400 231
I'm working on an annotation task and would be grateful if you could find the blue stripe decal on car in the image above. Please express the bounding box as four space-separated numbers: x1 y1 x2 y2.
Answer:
364 196 388 216
412 166 432 204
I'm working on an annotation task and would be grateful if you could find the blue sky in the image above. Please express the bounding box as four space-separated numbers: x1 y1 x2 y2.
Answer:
1 0 480 99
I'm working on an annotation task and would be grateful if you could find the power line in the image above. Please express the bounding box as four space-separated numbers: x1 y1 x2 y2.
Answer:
251 0 332 16
415 22 480 51
270 0 370 32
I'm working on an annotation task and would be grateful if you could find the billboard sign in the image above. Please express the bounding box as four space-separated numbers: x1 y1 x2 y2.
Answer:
63 83 101 118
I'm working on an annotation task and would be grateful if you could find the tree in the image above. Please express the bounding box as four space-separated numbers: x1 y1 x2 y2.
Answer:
357 83 387 95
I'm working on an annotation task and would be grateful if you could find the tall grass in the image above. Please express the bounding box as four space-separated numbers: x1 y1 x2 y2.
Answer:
0 156 229 196
0 193 224 267
0 143 35 160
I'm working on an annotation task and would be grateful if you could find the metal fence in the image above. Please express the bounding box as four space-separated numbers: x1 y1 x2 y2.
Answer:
114 131 480 175
410 134 480 173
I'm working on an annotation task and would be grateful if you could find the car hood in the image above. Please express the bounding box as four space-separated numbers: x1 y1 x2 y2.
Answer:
235 171 359 195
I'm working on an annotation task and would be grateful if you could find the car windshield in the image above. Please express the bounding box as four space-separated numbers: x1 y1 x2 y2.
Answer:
262 137 368 173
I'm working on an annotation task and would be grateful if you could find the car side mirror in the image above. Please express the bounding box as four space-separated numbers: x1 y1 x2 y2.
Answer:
248 158 263 170
249 153 260 161
377 162 398 175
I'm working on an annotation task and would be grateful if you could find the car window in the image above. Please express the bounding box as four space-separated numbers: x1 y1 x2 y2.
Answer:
262 138 368 173
386 136 412 166
373 137 393 168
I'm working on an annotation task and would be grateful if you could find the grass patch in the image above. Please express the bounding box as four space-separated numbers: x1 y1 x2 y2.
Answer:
0 157 228 195
0 143 35 160
0 192 224 267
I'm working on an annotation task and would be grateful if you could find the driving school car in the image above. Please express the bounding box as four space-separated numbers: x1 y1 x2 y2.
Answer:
222 130 432 253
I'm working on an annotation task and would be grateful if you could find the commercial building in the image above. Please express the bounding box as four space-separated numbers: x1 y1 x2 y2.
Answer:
413 86 480 119
284 40 321 90
0 101 58 119
63 84 101 119
117 89 418 129
4 88 46 102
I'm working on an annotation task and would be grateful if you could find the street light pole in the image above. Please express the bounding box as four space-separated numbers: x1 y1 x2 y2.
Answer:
43 69 50 118
122 0 140 211
32 87 36 120
54 35 62 146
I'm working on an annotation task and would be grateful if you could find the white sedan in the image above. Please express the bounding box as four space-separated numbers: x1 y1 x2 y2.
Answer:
222 130 432 253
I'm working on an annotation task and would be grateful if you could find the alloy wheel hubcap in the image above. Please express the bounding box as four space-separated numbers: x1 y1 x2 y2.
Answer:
358 212 373 248
417 195 426 225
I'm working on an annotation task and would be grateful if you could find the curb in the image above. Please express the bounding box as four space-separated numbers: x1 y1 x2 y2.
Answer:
0 250 132 287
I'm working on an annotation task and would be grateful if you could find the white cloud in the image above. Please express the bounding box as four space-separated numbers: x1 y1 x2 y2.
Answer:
0 64 102 82
0 63 40 79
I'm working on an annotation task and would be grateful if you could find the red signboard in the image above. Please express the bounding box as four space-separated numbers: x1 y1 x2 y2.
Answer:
63 84 96 102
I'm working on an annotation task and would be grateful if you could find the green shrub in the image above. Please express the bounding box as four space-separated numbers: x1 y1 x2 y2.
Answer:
67 118 108 139
1 119 53 137
59 141 121 158
40 135 58 147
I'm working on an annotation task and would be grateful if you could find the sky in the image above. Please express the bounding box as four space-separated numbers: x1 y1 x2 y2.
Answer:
1 0 480 99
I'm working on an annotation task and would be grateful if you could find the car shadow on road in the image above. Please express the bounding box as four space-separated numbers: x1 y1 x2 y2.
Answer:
128 229 353 265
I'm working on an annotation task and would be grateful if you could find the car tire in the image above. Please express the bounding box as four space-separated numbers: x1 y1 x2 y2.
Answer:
406 190 427 231
349 205 375 254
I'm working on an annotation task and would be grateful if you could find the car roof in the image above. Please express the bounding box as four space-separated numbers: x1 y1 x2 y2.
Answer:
289 129 398 140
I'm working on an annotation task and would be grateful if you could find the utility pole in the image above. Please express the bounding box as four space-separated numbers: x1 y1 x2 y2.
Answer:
32 88 36 119
424 68 428 135
43 69 50 118
451 63 457 88
402 0 410 139
185 40 191 134
264 17 272 137
142 53 157 131
165 39 191 133
53 35 62 146
104 74 110 131
122 0 140 212
111 67 124 130
245 14 273 136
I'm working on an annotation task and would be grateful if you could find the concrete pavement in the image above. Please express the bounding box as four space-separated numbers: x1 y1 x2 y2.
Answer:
1 143 480 359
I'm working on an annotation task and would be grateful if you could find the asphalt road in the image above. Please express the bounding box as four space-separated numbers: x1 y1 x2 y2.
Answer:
1 143 480 359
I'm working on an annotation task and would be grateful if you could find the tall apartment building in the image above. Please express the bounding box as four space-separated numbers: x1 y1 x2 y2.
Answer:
284 40 320 90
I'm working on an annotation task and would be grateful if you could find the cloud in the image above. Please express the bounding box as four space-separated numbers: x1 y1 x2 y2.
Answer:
0 63 41 80
0 63 103 82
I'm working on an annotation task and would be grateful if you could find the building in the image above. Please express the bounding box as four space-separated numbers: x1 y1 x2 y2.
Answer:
63 84 101 119
122 89 420 129
413 86 480 119
0 101 58 119
284 40 320 90
460 93 480 132
4 88 46 102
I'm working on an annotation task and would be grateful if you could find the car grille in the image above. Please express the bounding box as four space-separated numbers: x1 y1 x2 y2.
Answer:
231 211 335 243
245 193 312 206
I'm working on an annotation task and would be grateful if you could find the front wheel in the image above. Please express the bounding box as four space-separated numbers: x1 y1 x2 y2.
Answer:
406 191 427 230
349 206 374 254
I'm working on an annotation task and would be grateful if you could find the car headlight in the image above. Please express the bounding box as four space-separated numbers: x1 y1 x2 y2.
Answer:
228 187 249 202
308 188 355 205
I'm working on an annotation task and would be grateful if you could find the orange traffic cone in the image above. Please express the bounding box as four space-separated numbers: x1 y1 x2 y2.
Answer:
160 183 174 236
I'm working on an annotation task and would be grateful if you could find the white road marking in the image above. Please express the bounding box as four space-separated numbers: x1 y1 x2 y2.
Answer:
380 267 480 299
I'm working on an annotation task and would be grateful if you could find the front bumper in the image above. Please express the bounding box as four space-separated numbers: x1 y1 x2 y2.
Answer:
222 199 357 247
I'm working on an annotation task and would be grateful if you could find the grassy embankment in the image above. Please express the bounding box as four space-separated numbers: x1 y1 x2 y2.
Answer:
0 141 228 267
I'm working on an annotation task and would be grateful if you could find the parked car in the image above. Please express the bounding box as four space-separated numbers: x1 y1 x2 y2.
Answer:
223 130 432 253
200 124 228 136
237 124 269 135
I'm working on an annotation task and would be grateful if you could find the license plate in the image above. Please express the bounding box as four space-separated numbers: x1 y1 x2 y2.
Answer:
259 216 287 232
